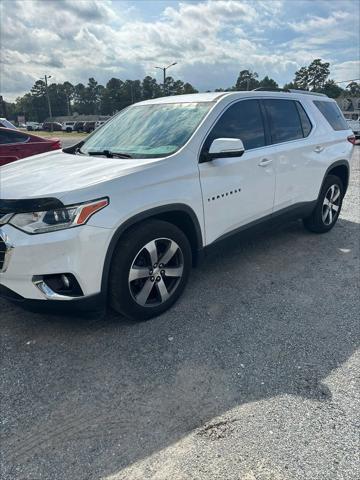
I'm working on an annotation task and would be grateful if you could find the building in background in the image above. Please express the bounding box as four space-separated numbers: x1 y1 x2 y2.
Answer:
336 97 360 120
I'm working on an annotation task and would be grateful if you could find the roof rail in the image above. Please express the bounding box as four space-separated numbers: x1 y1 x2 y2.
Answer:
253 87 290 92
288 89 327 97
252 87 327 97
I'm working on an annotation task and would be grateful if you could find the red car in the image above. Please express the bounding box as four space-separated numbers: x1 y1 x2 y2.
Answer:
0 128 61 166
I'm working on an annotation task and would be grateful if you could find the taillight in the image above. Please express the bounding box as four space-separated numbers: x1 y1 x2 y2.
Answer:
347 135 356 145
51 141 61 150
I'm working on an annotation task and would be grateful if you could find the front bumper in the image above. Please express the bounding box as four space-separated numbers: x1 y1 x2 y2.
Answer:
0 283 105 313
0 223 112 301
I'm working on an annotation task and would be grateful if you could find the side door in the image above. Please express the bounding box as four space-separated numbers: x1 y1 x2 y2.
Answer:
261 98 314 210
198 99 276 245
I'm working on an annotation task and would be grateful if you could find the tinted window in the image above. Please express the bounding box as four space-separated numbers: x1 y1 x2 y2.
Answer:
0 130 28 145
203 99 266 153
314 101 349 131
296 102 312 137
263 99 303 144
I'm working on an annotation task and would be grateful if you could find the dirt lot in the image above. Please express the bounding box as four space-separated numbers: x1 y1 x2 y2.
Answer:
1 149 359 480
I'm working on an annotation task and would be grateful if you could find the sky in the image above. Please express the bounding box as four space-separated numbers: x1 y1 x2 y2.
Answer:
1 0 359 101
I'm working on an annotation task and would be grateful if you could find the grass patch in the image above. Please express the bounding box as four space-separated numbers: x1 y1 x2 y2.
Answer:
36 131 88 139
19 129 88 139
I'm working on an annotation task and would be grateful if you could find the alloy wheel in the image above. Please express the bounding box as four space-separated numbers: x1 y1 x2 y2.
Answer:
322 184 341 226
128 238 184 307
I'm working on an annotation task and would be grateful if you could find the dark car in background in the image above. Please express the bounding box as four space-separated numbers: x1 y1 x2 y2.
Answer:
83 121 96 133
73 121 85 132
42 122 63 131
0 127 61 166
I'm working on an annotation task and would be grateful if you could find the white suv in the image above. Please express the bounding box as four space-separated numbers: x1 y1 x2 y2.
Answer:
0 91 354 320
62 121 76 133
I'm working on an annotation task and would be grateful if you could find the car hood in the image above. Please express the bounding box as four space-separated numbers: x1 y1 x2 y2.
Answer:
0 150 164 200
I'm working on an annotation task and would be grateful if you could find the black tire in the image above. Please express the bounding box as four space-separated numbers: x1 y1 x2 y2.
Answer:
66 128 72 133
109 220 192 320
303 174 344 233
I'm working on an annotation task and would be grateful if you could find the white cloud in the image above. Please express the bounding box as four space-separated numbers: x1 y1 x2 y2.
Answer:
289 11 350 32
0 0 359 100
331 61 360 83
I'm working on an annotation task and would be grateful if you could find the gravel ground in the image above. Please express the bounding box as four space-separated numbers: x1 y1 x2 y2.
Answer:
1 149 359 480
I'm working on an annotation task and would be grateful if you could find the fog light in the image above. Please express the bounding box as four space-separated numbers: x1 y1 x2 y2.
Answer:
33 273 83 299
61 274 70 289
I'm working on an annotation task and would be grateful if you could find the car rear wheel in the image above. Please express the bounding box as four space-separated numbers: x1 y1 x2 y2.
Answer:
303 174 344 233
109 220 192 320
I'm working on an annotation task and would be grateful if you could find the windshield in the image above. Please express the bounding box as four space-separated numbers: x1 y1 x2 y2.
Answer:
80 102 213 159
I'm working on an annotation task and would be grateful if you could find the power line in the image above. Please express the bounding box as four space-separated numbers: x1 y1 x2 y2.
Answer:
335 78 360 84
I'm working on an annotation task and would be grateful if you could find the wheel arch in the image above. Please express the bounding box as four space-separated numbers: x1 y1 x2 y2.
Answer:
321 160 350 195
101 204 203 294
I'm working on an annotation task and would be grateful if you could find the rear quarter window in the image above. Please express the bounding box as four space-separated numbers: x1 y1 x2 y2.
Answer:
313 101 349 131
295 102 312 137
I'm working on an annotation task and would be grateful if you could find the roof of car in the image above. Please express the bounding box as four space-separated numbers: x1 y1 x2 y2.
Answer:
137 90 330 106
136 92 227 104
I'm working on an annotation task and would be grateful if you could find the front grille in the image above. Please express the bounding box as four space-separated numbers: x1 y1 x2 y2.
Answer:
0 235 6 271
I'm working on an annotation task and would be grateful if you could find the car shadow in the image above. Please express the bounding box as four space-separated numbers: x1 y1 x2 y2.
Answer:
1 216 359 479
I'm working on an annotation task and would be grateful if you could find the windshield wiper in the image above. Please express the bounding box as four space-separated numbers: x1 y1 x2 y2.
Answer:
86 150 132 158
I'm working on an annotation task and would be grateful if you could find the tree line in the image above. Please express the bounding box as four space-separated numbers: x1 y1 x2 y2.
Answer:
4 59 359 122
218 59 359 98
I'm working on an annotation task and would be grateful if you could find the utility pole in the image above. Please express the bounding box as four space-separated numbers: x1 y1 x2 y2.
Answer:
155 62 177 95
42 74 53 130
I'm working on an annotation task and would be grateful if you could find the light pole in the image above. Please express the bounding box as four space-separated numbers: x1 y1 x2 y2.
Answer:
155 62 177 95
42 74 53 129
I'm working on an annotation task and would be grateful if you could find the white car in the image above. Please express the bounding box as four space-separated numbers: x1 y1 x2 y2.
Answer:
26 122 42 131
345 117 360 141
0 91 354 320
62 121 76 132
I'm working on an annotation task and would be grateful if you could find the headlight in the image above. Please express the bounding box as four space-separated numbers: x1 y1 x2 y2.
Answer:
9 198 108 234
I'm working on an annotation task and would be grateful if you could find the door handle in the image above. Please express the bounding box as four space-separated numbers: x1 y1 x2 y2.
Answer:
314 145 324 153
258 158 272 167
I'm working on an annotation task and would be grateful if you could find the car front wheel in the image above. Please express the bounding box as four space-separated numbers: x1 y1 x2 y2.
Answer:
303 174 344 233
109 220 192 320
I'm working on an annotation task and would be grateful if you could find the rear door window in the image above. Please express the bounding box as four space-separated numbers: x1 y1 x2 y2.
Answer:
263 99 303 144
313 101 349 131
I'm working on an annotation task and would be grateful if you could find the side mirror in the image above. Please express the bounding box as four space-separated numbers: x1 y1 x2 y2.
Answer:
202 138 245 162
